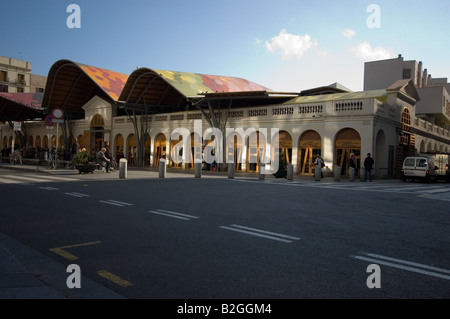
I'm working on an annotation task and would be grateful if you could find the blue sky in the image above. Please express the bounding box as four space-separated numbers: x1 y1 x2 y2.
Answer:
1 0 449 92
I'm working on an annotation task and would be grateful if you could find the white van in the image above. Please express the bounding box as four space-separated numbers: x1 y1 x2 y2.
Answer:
401 156 438 182
424 153 450 182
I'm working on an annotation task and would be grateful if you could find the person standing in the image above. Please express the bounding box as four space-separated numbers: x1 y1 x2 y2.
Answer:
364 153 375 182
70 138 80 167
104 141 113 172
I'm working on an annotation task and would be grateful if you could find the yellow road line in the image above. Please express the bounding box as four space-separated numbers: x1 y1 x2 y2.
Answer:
49 241 102 260
96 270 133 287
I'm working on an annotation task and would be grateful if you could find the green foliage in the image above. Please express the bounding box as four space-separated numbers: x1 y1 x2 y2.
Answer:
72 150 91 164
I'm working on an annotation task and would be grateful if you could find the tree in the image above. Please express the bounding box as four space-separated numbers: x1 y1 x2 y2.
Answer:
191 98 232 171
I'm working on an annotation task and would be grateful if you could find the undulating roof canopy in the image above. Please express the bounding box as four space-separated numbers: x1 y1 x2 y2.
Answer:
42 60 128 119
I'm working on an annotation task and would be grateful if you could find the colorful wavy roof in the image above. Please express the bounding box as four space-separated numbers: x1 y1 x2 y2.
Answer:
154 69 271 97
77 63 129 101
0 93 43 109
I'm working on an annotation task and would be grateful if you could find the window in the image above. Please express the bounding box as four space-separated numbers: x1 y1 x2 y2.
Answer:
404 158 415 167
17 74 25 85
403 69 411 79
417 159 427 168
36 87 44 93
0 71 7 82
0 84 8 92
17 87 24 93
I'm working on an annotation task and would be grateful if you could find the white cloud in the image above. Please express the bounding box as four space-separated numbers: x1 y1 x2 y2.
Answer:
351 42 395 61
265 29 318 59
342 29 355 40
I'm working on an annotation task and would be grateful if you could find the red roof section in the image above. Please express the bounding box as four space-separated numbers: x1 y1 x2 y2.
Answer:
0 93 43 109
77 64 129 101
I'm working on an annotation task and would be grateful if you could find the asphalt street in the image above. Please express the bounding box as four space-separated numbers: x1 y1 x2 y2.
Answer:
1 163 449 304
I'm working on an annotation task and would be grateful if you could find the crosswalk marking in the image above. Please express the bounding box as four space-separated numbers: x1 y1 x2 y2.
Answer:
352 252 450 281
65 192 90 198
0 173 80 184
148 209 199 220
220 224 301 243
39 186 59 191
232 178 450 197
100 200 133 207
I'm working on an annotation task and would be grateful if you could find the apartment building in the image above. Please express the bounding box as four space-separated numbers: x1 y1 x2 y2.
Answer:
0 56 46 93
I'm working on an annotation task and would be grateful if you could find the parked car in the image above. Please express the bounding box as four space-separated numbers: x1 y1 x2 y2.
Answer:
401 156 438 182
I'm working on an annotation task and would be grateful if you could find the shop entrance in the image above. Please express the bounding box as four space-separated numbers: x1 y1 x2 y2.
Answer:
335 128 361 176
299 130 321 175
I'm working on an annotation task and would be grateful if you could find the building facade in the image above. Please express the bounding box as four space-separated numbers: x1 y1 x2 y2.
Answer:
1 58 450 179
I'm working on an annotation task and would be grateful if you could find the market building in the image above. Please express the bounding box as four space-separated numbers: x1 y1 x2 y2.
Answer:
1 57 450 179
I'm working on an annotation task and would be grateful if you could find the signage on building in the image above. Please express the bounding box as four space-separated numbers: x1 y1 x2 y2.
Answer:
13 122 22 131
52 108 64 119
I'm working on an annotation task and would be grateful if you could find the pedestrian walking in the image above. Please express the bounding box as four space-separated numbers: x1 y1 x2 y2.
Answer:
364 153 375 182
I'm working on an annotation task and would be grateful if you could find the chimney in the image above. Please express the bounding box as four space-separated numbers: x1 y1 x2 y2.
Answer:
398 54 402 58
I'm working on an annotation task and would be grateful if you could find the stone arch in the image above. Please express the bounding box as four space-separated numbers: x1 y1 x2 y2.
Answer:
127 133 136 165
273 130 292 170
90 114 105 152
114 133 124 162
247 130 267 172
298 130 321 175
335 128 361 176
420 140 425 153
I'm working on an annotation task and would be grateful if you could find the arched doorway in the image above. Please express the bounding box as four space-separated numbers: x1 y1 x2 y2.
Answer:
247 131 266 172
335 128 361 176
144 134 151 166
273 131 292 170
395 108 415 176
188 132 202 169
114 134 124 162
154 133 166 167
36 136 41 148
226 132 244 171
299 130 321 175
43 135 49 148
90 114 105 153
127 134 137 165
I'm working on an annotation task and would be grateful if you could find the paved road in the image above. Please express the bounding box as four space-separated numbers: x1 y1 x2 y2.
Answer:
1 164 449 303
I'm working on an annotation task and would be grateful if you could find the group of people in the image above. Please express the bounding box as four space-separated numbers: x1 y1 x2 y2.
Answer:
314 152 375 182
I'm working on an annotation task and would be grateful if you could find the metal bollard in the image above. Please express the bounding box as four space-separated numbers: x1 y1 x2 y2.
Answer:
315 166 321 181
194 162 202 178
287 164 293 180
228 163 235 179
119 158 127 179
334 166 341 181
259 162 265 180
349 167 355 182
159 159 166 178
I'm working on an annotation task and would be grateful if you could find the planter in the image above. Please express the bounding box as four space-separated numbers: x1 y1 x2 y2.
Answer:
74 163 99 174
